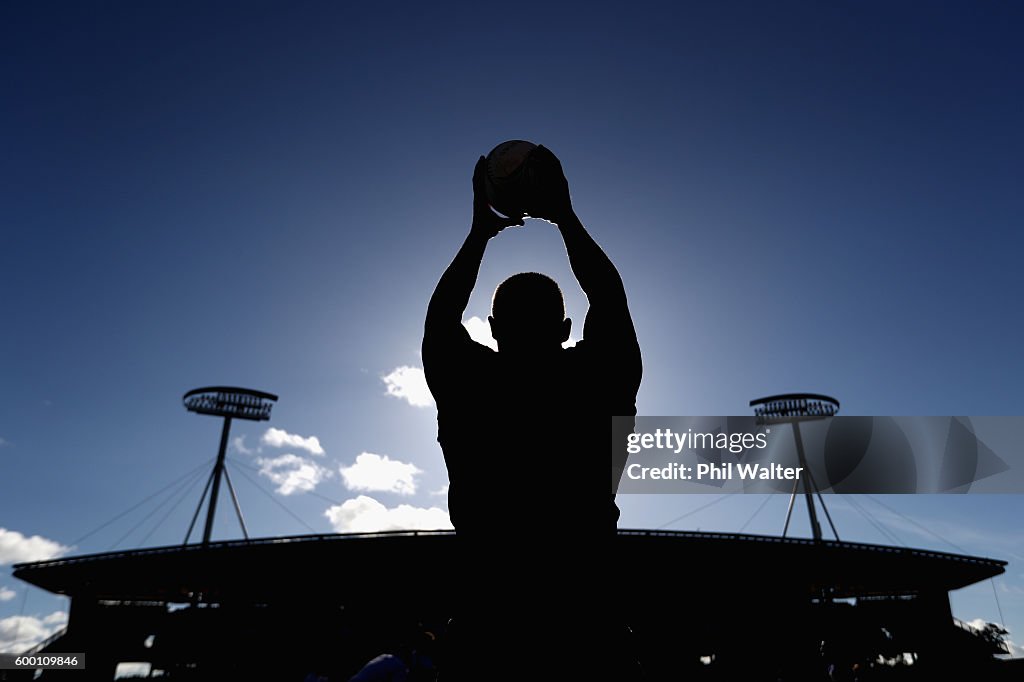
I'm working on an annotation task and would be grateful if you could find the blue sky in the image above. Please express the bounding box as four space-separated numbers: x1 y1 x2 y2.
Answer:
1 0 1022 656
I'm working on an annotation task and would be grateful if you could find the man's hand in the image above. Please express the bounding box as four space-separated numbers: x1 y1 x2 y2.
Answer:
472 155 524 239
527 145 574 225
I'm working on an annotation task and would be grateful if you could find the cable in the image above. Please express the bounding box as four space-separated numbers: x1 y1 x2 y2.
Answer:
738 494 774 533
845 495 906 547
228 457 318 534
227 456 267 478
138 465 208 547
231 456 343 508
183 470 215 545
108 465 208 550
842 495 895 546
991 579 1007 631
655 494 732 530
70 458 215 547
107 465 209 551
864 494 965 553
306 489 344 506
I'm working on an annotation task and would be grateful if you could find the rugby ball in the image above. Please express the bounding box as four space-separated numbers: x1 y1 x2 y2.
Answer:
484 139 538 219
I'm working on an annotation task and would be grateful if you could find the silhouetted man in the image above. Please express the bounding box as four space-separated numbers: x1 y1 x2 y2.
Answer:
422 146 642 680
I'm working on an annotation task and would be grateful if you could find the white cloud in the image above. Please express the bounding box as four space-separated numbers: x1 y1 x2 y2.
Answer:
231 435 253 455
0 611 67 653
0 586 15 601
257 454 332 495
115 663 152 679
261 427 325 456
324 495 452 533
463 315 576 349
382 318 577 412
340 453 422 495
0 529 69 566
463 316 497 350
382 366 434 408
41 612 67 626
431 483 450 496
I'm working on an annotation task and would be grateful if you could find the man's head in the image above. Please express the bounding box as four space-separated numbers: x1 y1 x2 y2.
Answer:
489 272 571 354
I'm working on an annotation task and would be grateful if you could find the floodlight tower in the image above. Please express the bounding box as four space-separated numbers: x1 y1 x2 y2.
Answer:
749 393 840 543
183 386 278 547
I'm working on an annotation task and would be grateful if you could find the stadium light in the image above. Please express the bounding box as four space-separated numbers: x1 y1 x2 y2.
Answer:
750 393 840 543
183 386 279 547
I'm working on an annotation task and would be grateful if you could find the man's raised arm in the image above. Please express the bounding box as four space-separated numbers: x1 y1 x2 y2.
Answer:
424 229 489 339
530 147 641 365
557 211 635 345
423 157 522 352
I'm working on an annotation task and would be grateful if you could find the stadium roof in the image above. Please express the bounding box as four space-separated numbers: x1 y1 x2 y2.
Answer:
13 530 1006 605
